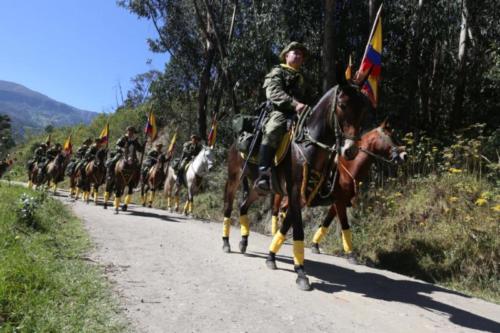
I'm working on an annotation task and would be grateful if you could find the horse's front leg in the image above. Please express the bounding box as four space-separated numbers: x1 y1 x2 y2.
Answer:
93 184 99 205
271 194 283 236
237 188 259 254
140 182 147 207
148 187 156 208
123 185 133 211
221 170 241 253
334 202 356 263
311 205 337 254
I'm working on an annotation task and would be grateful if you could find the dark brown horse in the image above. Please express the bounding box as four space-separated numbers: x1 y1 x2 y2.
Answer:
222 83 369 290
46 152 70 194
309 120 407 256
113 143 140 213
141 154 168 208
83 148 107 204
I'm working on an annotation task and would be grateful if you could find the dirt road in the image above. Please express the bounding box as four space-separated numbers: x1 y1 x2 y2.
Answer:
55 193 499 333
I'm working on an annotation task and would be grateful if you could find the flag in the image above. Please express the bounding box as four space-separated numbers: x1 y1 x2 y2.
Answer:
145 111 158 141
345 55 353 81
63 135 72 155
167 130 178 156
99 123 109 145
207 118 218 147
356 5 382 107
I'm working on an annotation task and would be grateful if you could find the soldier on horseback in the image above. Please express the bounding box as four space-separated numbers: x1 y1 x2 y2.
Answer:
67 138 92 175
256 42 316 193
142 142 164 182
106 126 143 175
84 138 104 164
175 134 202 186
27 142 47 173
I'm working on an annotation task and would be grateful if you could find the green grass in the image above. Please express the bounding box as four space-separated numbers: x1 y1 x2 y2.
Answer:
0 185 126 332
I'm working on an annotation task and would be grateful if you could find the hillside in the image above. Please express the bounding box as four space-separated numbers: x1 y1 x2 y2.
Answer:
0 80 97 138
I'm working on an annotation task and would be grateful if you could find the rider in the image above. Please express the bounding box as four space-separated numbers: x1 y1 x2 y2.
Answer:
27 142 47 172
46 143 62 161
255 42 315 193
72 138 93 175
83 138 104 164
175 134 202 185
106 126 144 175
142 142 164 181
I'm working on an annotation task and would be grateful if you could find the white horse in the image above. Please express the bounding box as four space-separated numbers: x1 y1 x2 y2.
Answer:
164 146 215 215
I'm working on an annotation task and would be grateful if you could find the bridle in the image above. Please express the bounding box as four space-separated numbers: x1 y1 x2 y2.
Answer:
358 128 402 165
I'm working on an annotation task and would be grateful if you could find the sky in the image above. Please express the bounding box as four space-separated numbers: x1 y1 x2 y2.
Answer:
0 1 169 113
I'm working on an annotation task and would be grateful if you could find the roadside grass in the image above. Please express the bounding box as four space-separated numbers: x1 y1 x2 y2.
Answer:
0 185 126 332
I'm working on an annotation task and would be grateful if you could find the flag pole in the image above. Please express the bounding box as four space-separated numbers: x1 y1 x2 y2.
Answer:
361 4 383 62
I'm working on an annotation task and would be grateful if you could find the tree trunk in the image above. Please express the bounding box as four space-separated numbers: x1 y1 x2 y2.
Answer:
322 0 337 93
198 47 215 140
451 0 469 129
404 0 424 130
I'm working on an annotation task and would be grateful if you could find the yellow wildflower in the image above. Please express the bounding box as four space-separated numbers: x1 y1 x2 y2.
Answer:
449 196 459 203
432 146 438 153
449 168 462 174
475 198 487 206
492 205 500 212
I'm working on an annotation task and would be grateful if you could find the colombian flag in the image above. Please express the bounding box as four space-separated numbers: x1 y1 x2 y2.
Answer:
357 6 382 107
99 123 109 145
63 135 72 155
145 111 158 141
167 130 177 156
207 118 218 147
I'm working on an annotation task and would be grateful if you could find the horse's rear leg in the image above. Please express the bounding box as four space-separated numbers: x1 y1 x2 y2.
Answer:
93 185 99 204
140 184 147 207
148 189 156 208
311 205 337 254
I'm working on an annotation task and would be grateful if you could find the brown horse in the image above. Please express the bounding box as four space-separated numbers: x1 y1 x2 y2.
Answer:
309 120 407 256
83 148 107 204
222 83 368 290
141 154 168 208
113 143 140 213
46 152 70 194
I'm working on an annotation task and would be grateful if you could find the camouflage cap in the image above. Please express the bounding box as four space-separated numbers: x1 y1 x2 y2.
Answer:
279 42 309 63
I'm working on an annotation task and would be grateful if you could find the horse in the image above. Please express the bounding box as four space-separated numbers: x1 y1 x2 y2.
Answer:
141 153 168 208
46 152 70 194
163 146 215 215
308 120 407 256
222 82 368 290
29 160 49 189
83 148 107 204
113 143 141 214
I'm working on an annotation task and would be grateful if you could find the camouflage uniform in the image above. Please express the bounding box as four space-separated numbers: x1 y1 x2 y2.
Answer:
175 137 202 185
257 42 315 192
27 143 47 171
142 144 163 180
106 132 144 175
67 139 91 176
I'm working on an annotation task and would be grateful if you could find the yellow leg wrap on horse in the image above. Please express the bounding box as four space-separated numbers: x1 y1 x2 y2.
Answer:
175 196 180 208
28 180 33 189
125 195 132 205
94 191 98 202
149 191 155 204
75 188 80 199
240 215 250 236
183 201 189 213
82 191 87 201
141 195 146 205
271 215 279 236
114 197 120 209
312 226 329 244
104 191 110 202
269 231 286 254
188 201 193 213
166 196 171 208
293 241 305 266
223 217 231 237
70 187 75 195
341 229 353 254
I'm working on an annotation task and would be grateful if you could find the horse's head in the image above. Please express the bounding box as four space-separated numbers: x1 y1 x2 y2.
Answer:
335 83 369 160
95 148 107 166
203 146 215 171
363 119 407 164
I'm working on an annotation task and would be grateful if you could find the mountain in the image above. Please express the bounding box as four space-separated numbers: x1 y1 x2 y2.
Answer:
0 80 98 139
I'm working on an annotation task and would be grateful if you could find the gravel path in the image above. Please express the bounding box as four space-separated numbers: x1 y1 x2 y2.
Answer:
55 193 500 333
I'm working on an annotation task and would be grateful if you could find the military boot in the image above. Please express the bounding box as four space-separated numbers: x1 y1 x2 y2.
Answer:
255 144 276 194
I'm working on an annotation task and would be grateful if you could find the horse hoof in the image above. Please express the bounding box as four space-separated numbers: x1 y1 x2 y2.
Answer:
266 259 277 270
122 204 128 211
148 204 152 208
222 244 231 253
142 203 146 207
296 276 312 291
239 241 247 254
345 253 358 265
311 243 320 254
103 205 107 210
114 210 119 215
